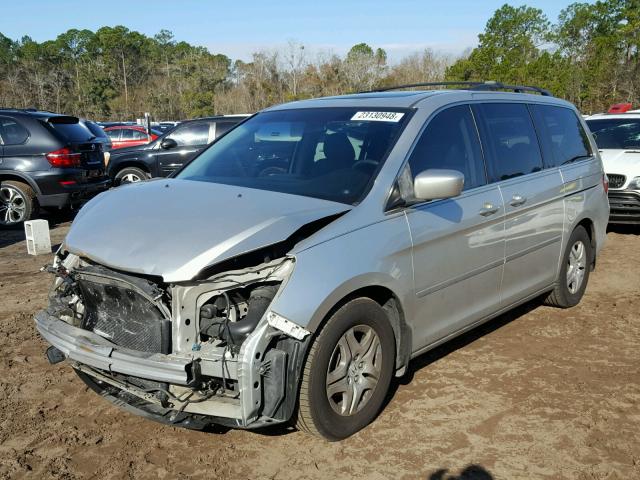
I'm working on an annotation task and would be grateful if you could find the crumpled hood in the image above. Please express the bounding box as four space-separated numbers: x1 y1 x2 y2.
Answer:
599 149 640 174
65 179 349 282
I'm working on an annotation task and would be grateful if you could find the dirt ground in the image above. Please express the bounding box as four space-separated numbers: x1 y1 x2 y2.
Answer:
0 217 638 480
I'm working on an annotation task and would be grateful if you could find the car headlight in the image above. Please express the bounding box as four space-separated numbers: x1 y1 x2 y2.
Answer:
628 176 640 190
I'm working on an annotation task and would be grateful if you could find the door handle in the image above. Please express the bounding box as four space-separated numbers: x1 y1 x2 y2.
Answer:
510 194 527 207
479 203 500 216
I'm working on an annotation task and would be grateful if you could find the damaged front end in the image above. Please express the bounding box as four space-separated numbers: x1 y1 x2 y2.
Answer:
36 249 310 430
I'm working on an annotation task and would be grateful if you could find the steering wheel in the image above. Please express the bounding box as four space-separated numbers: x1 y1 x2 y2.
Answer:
258 166 287 177
352 160 379 174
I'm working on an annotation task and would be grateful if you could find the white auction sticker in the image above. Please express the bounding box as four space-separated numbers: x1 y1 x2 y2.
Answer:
351 111 404 122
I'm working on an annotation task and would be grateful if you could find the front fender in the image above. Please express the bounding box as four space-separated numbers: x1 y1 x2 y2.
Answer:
268 212 415 337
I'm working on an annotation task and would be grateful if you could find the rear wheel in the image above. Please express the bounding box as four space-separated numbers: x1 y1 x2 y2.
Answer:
545 225 592 308
114 167 149 185
296 298 395 440
0 180 36 227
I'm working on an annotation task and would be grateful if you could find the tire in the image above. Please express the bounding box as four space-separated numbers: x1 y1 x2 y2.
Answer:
296 298 395 440
545 225 592 308
114 166 149 186
0 180 36 227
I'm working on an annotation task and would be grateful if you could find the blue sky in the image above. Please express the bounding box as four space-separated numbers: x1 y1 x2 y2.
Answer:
3 0 583 62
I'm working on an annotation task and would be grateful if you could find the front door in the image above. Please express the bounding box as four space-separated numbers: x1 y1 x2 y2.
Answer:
405 105 506 350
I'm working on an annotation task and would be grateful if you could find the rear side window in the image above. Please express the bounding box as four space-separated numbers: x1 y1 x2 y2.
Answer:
474 103 543 182
106 130 121 140
130 129 148 140
408 105 486 190
0 117 29 145
120 129 135 140
168 122 210 146
46 117 94 143
531 105 592 167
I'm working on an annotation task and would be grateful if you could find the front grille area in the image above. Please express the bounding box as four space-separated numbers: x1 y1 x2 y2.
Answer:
75 266 171 353
607 174 626 189
608 191 640 223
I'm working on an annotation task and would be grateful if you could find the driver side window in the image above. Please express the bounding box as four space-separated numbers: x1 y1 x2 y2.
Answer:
408 105 486 191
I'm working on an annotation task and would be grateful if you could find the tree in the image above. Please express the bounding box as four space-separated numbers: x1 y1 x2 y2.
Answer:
447 4 550 84
343 43 387 91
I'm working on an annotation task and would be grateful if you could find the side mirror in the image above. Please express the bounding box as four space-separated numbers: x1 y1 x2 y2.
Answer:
413 169 464 201
160 138 178 150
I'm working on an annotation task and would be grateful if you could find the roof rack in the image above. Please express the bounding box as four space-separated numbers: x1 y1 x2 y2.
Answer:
363 81 553 96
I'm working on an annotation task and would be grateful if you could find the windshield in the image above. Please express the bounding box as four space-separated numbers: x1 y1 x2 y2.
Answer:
176 107 411 205
586 118 640 150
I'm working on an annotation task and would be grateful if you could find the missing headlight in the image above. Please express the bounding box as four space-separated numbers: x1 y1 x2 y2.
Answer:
199 283 279 346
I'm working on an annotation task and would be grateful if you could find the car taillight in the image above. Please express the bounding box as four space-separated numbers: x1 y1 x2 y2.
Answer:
46 147 81 168
603 174 609 194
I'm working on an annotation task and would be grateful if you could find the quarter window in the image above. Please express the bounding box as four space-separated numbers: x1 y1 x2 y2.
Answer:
407 105 486 191
0 117 29 145
474 103 543 182
531 105 592 167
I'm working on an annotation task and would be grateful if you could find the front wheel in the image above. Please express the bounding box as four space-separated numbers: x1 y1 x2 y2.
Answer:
114 166 149 186
545 225 593 308
296 298 395 440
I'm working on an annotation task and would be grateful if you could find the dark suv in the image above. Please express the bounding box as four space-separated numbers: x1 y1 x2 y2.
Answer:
0 109 111 227
107 115 249 184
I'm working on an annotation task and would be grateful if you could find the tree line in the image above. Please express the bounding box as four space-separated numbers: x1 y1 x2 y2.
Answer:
0 1 638 120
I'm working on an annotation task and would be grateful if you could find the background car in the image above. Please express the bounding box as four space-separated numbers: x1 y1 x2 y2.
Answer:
107 114 250 185
153 121 180 133
585 103 640 224
104 125 161 150
0 109 110 226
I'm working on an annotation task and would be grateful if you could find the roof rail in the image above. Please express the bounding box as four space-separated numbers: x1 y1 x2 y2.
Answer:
363 81 553 96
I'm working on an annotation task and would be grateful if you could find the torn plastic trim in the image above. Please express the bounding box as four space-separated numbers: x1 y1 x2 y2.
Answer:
170 257 295 354
266 311 310 340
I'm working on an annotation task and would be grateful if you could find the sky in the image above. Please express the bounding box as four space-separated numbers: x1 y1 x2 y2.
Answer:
1 0 583 62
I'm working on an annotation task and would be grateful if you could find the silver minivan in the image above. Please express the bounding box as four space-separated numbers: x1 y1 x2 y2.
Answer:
36 83 609 440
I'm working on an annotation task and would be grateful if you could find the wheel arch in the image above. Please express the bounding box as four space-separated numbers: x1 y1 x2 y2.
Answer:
0 172 41 196
306 282 412 376
573 216 597 269
109 159 150 178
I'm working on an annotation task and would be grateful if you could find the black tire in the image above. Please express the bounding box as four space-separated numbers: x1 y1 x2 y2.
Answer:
0 180 37 228
545 225 592 308
114 166 149 186
296 298 395 440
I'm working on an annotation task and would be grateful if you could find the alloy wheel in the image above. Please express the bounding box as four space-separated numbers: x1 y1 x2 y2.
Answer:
121 173 142 183
0 185 27 225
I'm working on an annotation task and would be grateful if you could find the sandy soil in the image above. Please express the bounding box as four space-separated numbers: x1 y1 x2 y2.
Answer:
0 217 638 480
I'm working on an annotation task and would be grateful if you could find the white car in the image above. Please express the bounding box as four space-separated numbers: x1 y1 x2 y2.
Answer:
586 108 640 224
